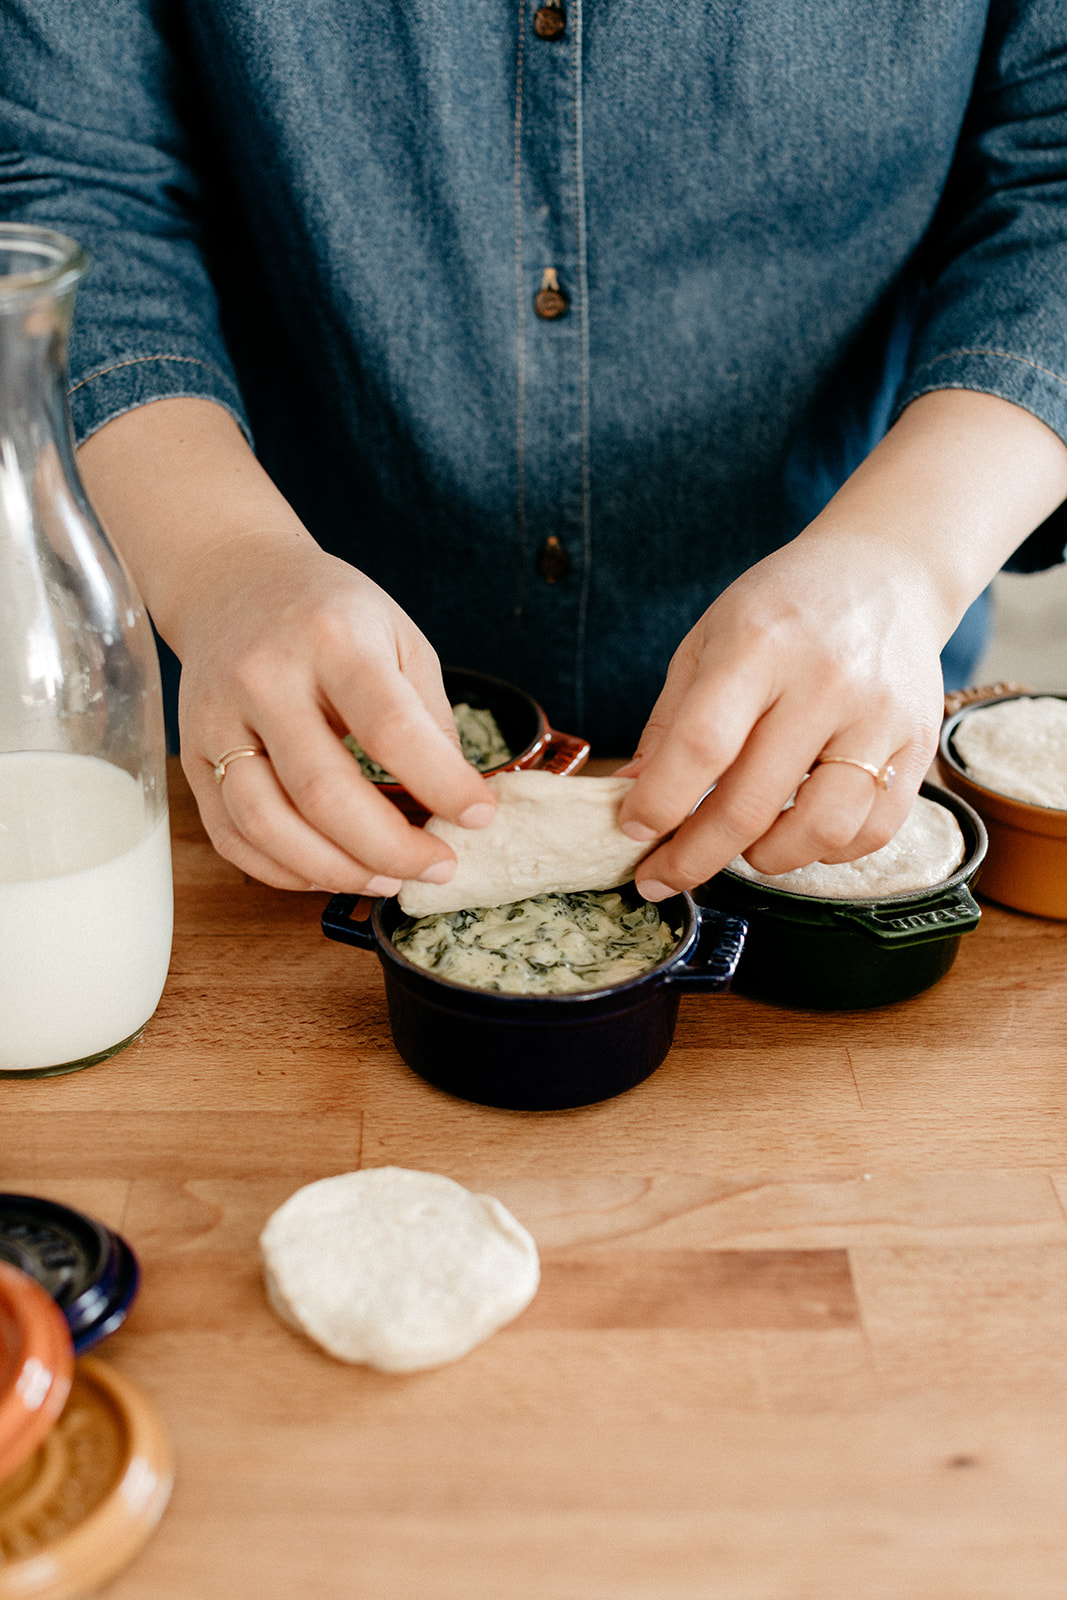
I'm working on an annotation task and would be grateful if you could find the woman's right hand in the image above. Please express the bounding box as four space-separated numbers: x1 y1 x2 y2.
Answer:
174 537 496 892
78 397 495 892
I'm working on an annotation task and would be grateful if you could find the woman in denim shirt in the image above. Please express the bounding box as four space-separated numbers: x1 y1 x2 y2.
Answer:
2 0 1066 900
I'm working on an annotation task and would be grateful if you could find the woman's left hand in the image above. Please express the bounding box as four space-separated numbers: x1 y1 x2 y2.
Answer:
614 529 946 898
616 389 1067 899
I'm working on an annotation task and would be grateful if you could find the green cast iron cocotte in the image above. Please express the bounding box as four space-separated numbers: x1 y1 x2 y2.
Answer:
696 782 987 1011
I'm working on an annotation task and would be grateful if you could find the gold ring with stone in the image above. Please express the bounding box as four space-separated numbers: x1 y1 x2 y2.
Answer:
212 746 265 786
814 755 896 790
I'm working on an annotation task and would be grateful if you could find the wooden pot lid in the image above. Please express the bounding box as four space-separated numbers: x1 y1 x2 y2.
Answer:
0 1356 174 1599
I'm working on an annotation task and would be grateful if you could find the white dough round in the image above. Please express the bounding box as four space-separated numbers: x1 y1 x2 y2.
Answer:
953 696 1067 810
260 1168 540 1372
398 771 660 917
727 795 966 899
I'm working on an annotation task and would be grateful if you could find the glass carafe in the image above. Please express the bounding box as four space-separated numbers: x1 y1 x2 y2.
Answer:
0 224 172 1076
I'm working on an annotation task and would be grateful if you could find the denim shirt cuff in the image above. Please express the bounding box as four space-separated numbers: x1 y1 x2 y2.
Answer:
895 346 1067 448
68 354 252 450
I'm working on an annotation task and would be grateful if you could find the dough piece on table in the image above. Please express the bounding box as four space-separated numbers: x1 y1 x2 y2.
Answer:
953 696 1067 810
399 770 659 917
260 1168 540 1372
727 794 966 899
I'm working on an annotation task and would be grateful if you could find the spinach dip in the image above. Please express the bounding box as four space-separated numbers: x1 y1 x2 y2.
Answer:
392 890 679 995
345 703 511 783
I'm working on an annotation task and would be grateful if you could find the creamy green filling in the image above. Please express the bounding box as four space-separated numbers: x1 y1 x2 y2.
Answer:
393 890 679 995
345 703 512 783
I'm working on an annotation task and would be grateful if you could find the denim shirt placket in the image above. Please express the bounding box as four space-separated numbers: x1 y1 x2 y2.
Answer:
513 0 591 732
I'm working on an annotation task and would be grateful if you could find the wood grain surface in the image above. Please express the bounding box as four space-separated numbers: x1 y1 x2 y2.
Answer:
6 757 1067 1599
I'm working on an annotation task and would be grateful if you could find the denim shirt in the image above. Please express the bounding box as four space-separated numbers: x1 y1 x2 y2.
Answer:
2 1 1065 749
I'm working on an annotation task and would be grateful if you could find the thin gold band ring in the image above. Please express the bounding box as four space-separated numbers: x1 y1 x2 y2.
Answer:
213 746 265 785
814 755 897 791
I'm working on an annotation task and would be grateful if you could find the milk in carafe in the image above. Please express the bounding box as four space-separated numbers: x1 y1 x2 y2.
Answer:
0 751 173 1072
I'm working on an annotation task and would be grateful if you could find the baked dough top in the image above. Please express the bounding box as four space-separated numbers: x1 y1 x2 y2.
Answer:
727 794 966 900
953 696 1067 810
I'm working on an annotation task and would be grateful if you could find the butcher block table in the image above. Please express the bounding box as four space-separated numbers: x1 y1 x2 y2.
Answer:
7 757 1067 1600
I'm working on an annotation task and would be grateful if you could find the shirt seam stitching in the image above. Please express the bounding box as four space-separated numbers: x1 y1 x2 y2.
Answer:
911 348 1067 393
513 0 528 659
572 0 591 729
68 353 237 398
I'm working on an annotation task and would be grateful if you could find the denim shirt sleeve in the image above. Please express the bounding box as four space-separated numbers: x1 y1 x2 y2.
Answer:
895 0 1067 569
0 0 250 446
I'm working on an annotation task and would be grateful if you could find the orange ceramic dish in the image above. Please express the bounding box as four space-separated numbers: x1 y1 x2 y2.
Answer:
939 691 1067 921
0 1356 174 1599
0 1260 74 1483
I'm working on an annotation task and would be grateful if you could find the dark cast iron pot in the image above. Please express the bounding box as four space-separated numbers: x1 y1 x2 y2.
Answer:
377 666 591 823
322 886 747 1111
695 782 987 1010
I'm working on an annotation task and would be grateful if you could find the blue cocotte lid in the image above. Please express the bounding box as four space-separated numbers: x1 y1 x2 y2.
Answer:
0 1194 139 1353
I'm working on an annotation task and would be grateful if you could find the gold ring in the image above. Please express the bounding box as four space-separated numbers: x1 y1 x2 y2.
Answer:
814 755 897 790
213 746 264 785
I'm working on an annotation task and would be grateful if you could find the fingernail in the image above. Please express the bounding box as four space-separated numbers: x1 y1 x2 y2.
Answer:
621 820 658 842
365 874 403 897
635 878 673 902
418 859 456 884
459 802 496 829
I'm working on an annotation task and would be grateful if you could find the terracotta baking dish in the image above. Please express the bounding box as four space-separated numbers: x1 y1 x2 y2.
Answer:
938 689 1067 920
0 1260 73 1482
374 666 590 822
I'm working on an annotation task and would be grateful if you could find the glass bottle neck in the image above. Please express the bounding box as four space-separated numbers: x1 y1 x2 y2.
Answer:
0 286 78 471
0 226 167 793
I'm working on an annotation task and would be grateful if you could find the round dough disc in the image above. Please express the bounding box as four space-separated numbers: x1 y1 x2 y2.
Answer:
260 1168 540 1372
727 794 966 899
953 696 1067 810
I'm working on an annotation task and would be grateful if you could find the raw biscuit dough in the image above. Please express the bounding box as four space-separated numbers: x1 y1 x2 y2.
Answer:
260 1168 540 1372
399 770 659 917
727 794 966 899
953 696 1067 810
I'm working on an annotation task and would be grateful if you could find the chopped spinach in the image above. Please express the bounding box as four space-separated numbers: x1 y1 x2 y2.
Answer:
393 889 678 995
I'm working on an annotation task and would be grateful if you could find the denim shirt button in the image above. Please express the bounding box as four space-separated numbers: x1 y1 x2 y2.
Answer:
534 276 569 320
533 6 566 40
536 536 571 583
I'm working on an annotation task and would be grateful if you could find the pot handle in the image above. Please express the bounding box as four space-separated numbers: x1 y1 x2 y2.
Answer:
321 894 378 951
538 728 591 776
663 907 748 992
834 882 981 946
